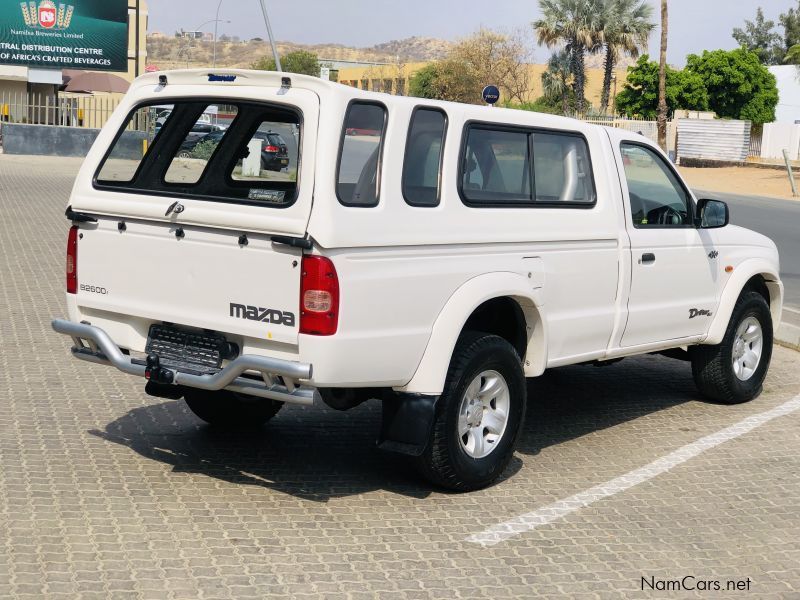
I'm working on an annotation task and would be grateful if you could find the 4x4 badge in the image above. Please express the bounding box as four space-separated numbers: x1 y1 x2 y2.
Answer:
708 250 719 259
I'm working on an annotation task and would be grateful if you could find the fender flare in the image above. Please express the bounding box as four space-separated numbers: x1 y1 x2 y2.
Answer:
704 259 782 345
398 272 546 395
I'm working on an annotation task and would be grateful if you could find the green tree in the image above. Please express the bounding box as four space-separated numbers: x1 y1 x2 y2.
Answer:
448 29 533 103
252 50 320 77
534 0 604 114
408 29 531 104
780 2 800 54
598 0 655 113
732 7 784 65
408 60 481 103
541 50 573 114
784 43 800 64
408 63 440 99
506 95 567 115
616 55 708 119
685 48 778 125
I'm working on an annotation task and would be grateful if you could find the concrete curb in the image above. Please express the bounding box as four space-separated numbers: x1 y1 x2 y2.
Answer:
776 307 800 351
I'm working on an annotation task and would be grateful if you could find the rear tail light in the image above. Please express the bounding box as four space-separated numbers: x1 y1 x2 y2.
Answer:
300 256 339 336
66 225 78 294
264 144 280 152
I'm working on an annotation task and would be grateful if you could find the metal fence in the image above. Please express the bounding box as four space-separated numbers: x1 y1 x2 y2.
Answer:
749 129 763 158
578 116 660 142
573 115 683 156
677 119 751 163
0 91 121 129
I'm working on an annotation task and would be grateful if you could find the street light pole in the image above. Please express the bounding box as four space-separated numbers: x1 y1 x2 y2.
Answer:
257 0 282 72
213 0 224 68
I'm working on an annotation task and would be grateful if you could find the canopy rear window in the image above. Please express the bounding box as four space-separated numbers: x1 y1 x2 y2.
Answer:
95 100 301 208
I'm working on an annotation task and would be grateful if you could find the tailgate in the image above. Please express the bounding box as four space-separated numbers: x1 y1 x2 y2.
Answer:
77 217 302 345
66 81 320 347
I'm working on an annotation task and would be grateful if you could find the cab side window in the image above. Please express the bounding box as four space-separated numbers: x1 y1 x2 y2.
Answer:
402 108 447 207
532 133 594 204
459 125 595 207
621 143 692 227
461 127 531 203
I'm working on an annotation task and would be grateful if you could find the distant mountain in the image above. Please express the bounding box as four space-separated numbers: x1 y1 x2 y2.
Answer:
146 35 453 70
146 33 634 71
368 37 453 61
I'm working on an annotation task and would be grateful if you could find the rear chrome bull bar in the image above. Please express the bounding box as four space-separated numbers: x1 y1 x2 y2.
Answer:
51 319 315 406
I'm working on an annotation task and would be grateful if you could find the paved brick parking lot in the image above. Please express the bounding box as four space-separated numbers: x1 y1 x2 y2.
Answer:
1 154 799 599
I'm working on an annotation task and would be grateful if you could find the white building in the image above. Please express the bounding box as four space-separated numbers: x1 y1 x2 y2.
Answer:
769 65 800 124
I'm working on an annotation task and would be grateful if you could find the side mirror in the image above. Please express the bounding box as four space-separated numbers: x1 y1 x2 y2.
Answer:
697 198 729 229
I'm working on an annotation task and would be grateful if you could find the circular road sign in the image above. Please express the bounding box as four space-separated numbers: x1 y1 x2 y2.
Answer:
482 85 500 105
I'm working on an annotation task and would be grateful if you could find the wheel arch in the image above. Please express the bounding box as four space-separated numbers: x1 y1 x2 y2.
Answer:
705 260 783 345
397 272 546 395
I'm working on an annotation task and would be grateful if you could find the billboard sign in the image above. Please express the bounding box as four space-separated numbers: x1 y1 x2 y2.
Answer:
0 0 128 72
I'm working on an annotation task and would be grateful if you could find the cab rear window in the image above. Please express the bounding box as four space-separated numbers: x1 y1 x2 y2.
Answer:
336 102 387 207
95 100 301 207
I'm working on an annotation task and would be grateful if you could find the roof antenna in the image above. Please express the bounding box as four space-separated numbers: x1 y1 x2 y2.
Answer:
257 0 282 72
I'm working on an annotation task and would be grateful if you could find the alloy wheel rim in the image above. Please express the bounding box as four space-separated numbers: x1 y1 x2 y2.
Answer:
732 316 763 382
457 370 510 459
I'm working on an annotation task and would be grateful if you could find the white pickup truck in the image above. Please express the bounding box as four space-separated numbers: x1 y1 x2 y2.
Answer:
53 70 783 491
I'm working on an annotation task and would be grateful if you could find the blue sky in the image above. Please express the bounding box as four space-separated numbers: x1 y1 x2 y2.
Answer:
148 0 794 66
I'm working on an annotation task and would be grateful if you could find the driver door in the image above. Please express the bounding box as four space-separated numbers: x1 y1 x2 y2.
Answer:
618 143 718 347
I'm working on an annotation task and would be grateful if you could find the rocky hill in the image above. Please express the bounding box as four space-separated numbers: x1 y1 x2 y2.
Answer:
146 35 453 70
147 33 635 72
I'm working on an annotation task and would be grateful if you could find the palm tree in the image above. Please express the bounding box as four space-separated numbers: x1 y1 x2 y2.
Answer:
541 50 573 114
599 0 655 114
784 43 800 64
534 0 603 115
657 0 668 150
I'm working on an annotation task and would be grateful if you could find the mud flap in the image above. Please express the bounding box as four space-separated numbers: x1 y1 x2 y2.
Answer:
377 393 439 456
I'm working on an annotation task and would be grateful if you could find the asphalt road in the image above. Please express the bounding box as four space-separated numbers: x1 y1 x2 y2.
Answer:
695 189 800 310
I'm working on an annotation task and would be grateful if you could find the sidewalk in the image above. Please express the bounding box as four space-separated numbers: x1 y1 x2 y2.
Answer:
679 165 799 202
779 307 800 350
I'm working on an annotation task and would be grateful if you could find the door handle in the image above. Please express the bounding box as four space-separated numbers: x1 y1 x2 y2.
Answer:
640 253 656 264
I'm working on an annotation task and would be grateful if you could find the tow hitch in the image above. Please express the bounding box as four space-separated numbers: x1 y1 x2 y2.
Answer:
144 353 175 384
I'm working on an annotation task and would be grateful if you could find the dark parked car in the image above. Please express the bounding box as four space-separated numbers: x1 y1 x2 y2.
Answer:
177 130 289 172
254 131 290 171
177 129 226 157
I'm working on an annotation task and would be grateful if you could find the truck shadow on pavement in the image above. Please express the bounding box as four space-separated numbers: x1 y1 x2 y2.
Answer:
89 355 697 501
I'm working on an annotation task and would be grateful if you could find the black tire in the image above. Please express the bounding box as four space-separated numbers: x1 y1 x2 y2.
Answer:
690 290 773 404
416 332 526 492
184 389 283 428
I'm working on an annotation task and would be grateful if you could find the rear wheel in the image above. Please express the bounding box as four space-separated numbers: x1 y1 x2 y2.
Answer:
178 150 192 159
690 290 773 404
416 332 526 491
184 389 283 428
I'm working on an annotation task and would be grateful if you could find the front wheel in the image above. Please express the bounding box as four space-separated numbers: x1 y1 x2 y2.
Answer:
690 290 773 404
416 332 526 491
184 389 283 428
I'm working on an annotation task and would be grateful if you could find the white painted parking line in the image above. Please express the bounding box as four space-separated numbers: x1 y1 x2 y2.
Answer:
467 394 800 547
